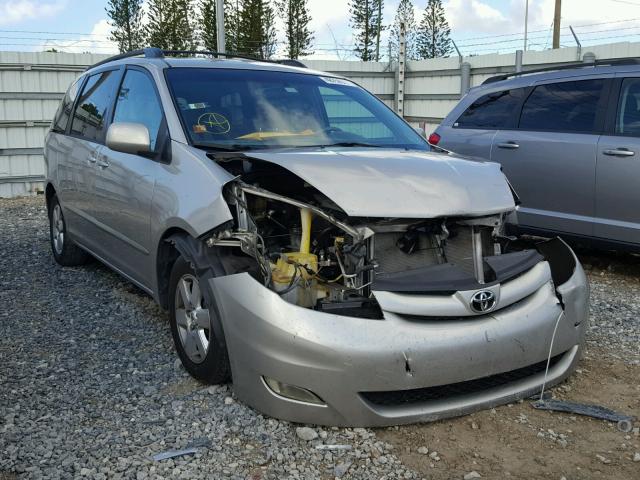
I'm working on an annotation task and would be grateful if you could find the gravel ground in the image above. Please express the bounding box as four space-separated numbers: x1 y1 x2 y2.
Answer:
1 196 639 480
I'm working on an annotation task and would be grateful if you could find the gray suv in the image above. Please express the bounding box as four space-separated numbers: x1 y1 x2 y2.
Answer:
45 48 588 427
434 60 640 250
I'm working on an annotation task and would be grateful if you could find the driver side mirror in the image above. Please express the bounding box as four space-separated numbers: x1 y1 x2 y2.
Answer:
106 122 151 155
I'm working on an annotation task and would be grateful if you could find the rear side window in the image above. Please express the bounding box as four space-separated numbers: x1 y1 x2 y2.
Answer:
70 70 120 143
519 79 605 133
615 78 640 137
112 69 164 150
454 88 525 129
51 78 81 133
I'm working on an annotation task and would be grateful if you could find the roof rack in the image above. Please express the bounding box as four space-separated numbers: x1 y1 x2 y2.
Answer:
481 57 640 85
87 48 307 70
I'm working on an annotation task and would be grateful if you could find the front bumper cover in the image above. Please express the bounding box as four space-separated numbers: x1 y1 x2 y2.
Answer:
211 240 589 427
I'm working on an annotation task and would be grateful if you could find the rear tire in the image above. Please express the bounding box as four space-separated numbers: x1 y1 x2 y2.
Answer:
48 195 90 266
169 256 231 384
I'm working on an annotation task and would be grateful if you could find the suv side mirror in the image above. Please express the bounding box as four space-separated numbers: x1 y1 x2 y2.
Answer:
106 122 151 155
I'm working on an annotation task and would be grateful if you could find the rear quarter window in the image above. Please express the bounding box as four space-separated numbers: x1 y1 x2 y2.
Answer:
454 88 525 129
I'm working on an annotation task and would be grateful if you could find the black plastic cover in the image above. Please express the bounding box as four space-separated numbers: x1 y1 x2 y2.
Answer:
372 249 543 294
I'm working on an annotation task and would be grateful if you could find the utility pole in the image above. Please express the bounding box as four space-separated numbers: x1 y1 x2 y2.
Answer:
524 0 529 51
552 0 562 49
216 0 226 54
375 0 382 61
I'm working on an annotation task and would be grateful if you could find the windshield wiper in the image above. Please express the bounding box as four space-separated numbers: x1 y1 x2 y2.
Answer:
192 143 270 152
304 142 383 148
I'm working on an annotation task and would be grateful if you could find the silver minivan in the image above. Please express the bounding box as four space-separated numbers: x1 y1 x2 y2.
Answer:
434 61 640 250
45 49 589 427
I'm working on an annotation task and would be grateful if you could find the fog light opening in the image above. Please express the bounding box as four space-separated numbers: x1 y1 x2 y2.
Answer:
263 376 326 405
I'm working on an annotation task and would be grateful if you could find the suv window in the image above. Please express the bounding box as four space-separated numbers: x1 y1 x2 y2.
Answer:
615 78 640 137
70 70 120 143
519 79 605 133
454 88 525 129
51 78 81 133
113 69 164 150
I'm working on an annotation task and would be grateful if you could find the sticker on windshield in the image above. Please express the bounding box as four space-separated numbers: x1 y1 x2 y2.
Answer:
320 76 355 87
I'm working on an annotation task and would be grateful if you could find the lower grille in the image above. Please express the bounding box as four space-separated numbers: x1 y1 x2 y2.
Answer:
360 353 565 407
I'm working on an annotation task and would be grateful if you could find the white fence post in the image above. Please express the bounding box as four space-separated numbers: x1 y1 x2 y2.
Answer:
395 22 406 117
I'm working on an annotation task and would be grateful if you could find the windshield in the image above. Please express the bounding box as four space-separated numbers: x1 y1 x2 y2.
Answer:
165 68 427 151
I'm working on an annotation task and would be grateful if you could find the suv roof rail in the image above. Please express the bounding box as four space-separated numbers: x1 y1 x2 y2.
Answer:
481 57 640 85
87 48 307 70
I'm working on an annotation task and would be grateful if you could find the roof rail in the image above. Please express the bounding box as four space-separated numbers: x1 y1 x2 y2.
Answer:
482 57 640 85
87 48 307 71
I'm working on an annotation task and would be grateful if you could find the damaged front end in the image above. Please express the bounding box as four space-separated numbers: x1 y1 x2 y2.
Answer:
203 154 589 427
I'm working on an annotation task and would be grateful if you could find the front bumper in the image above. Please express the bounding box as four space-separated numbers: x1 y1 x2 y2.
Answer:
211 244 589 427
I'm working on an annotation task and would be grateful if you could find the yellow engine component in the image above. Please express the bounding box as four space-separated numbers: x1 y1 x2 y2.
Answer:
271 252 318 284
299 208 313 254
270 208 323 307
271 252 319 307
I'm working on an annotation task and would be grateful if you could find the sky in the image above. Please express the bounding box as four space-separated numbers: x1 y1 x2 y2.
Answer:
1 0 640 59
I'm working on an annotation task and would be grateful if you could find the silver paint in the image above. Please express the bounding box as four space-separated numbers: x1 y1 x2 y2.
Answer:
105 122 151 155
249 149 516 218
210 251 588 427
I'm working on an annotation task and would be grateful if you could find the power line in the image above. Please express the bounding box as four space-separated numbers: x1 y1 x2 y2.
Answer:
452 17 640 43
606 0 640 6
455 25 640 48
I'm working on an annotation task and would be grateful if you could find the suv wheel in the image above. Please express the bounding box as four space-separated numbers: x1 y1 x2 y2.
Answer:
49 196 90 266
169 256 230 383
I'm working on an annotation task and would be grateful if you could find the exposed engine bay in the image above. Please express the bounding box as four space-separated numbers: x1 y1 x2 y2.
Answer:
206 156 534 318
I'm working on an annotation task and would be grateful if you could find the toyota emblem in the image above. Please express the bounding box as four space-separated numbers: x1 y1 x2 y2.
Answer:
470 290 496 313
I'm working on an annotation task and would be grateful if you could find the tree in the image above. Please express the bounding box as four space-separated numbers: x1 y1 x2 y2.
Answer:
199 0 217 51
277 0 313 59
416 0 452 59
389 0 417 60
106 0 145 53
349 0 381 61
237 0 277 59
225 0 241 52
146 0 196 51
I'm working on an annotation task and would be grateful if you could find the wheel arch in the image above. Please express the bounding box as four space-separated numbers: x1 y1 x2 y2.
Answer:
45 182 56 213
156 227 191 310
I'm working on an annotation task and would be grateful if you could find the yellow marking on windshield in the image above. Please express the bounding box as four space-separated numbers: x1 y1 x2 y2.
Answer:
236 129 315 140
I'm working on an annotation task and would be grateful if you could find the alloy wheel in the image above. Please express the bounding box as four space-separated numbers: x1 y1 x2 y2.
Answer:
174 274 211 364
52 204 65 255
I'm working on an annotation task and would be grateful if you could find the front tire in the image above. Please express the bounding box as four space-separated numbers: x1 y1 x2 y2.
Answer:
169 256 230 384
48 196 90 266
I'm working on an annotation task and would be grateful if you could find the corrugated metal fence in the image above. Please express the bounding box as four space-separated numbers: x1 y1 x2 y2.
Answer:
2 41 640 197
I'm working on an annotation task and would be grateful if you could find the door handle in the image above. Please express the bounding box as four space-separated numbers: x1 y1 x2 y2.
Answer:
497 142 520 149
603 148 635 157
87 152 98 163
97 156 110 168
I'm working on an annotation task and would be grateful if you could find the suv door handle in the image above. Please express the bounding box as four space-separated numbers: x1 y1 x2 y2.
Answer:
603 148 635 157
87 152 98 163
497 142 520 149
97 157 110 168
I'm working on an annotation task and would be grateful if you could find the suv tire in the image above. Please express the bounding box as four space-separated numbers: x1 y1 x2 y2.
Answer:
169 256 231 384
49 195 91 266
